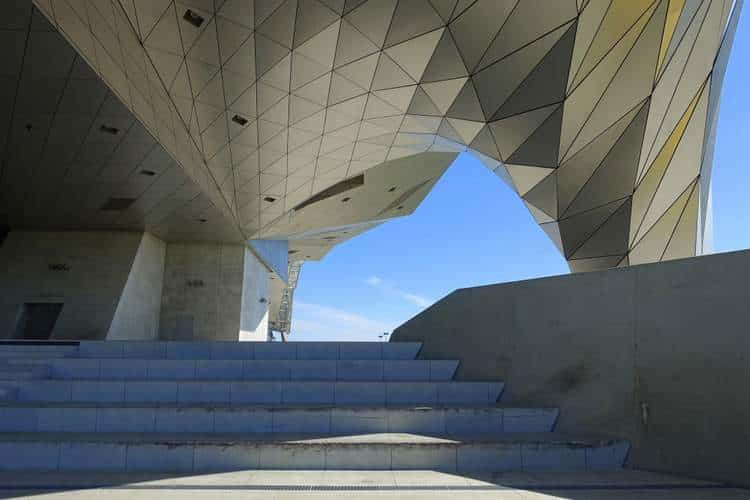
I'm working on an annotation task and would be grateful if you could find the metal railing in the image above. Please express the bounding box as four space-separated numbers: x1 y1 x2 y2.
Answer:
269 261 303 340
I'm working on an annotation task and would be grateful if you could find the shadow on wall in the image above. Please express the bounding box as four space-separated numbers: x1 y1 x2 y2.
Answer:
0 231 145 341
391 249 750 487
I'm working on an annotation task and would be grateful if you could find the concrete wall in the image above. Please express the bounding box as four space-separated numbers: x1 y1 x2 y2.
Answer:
159 242 245 341
239 247 270 341
0 232 271 342
107 233 166 341
0 231 142 339
392 250 750 485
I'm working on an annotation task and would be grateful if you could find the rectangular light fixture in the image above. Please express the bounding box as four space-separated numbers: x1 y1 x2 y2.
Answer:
183 9 204 28
99 124 119 135
100 197 136 211
232 114 249 126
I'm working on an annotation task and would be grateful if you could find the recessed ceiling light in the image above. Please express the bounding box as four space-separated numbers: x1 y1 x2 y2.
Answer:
263 196 276 203
100 197 135 211
99 124 119 135
183 9 204 28
341 197 350 202
388 186 397 192
140 169 156 176
232 114 248 126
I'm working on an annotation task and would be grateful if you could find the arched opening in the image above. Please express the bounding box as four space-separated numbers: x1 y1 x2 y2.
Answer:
289 153 569 342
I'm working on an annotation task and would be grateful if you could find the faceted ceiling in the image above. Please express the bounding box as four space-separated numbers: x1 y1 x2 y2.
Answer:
0 5 244 242
29 0 742 271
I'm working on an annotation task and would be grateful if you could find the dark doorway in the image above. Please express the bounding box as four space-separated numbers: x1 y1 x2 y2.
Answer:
15 303 63 340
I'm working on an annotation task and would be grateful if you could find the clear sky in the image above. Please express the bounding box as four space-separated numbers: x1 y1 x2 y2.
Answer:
290 7 750 342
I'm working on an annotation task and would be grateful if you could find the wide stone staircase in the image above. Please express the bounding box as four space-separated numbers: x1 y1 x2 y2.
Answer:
0 341 628 473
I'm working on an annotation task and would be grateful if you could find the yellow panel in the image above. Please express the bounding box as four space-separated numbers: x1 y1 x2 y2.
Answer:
565 0 664 161
568 0 612 92
629 181 695 264
560 4 655 160
571 0 655 88
635 76 708 241
662 183 699 260
657 0 687 74
629 80 705 245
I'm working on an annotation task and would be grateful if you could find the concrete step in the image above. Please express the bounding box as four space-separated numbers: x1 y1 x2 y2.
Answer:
0 432 629 472
0 387 16 401
4 358 457 382
0 469 733 496
0 363 50 381
0 404 557 434
0 349 77 359
0 370 47 381
1 380 505 405
75 341 422 360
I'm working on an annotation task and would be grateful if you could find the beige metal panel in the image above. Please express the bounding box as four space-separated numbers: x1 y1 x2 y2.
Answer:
12 0 739 272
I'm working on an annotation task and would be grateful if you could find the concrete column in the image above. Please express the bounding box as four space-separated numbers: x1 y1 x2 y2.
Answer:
239 247 270 341
159 243 244 341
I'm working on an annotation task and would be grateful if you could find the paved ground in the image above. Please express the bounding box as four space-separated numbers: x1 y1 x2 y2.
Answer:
0 470 747 499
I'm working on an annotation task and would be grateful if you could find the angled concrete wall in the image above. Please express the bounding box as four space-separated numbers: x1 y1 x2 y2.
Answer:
107 232 166 341
239 247 270 341
392 250 750 485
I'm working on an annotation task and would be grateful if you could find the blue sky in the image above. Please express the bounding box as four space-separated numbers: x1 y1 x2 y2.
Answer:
290 7 750 342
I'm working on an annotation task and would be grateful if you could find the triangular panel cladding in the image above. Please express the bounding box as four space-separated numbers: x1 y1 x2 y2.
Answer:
385 0 444 47
446 79 485 121
558 198 629 258
471 22 572 121
663 181 699 260
629 181 696 265
566 0 666 160
294 0 340 48
507 165 555 196
564 100 650 217
571 199 632 260
507 106 564 168
523 171 558 220
556 101 647 215
489 104 560 161
408 87 442 116
492 22 577 120
42 0 732 272
478 0 578 71
449 0 517 73
559 2 657 162
422 30 468 82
